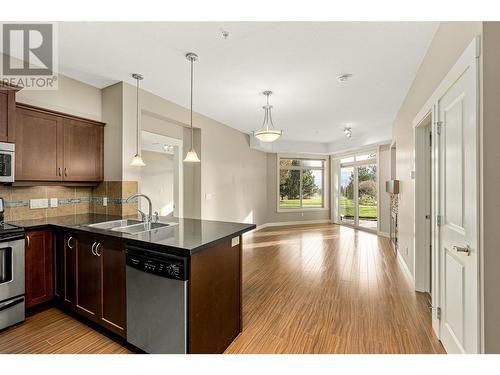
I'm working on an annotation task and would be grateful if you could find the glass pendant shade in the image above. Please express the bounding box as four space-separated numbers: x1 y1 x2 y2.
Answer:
184 148 200 163
130 153 146 167
253 91 282 143
253 128 282 142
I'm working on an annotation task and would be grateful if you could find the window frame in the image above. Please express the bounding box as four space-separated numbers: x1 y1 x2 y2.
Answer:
277 154 329 212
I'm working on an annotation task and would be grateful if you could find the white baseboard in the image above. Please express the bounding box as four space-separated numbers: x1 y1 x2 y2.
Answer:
378 231 390 238
246 219 333 233
397 250 415 286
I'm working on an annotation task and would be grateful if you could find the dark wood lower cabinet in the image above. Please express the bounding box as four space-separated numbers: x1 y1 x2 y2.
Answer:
55 232 127 338
75 234 100 319
188 237 242 354
25 230 54 308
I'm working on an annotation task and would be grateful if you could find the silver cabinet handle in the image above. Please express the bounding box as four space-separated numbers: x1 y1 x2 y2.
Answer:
91 242 97 256
453 244 471 256
64 167 68 177
95 242 102 257
67 236 74 249
26 235 30 247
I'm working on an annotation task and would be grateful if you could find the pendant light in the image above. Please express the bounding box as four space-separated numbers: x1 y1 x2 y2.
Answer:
130 73 146 167
184 52 201 163
253 90 282 142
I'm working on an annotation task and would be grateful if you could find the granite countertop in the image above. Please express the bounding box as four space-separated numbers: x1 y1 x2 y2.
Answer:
9 214 256 256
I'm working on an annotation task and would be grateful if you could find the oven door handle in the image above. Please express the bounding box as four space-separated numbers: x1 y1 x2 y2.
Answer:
0 296 24 313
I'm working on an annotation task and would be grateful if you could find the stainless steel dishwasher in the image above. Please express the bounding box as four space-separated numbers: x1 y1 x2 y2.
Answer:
126 245 188 354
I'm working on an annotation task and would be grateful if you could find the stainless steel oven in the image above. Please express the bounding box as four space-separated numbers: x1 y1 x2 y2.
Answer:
0 197 25 330
0 142 15 183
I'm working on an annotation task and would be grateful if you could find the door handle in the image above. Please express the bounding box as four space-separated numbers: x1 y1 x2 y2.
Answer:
95 242 102 257
67 236 74 249
453 244 471 256
91 242 97 256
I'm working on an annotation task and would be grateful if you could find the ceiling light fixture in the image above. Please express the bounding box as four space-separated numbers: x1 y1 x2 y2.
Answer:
344 127 352 138
184 52 201 163
130 73 146 167
253 91 282 143
337 73 353 83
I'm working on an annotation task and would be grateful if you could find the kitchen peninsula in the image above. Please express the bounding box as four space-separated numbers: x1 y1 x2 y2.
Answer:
12 214 255 354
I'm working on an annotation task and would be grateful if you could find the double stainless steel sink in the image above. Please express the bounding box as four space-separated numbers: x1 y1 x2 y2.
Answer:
87 219 175 235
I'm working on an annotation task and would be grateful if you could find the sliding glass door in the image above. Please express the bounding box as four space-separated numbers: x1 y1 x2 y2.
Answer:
357 164 377 229
337 153 378 231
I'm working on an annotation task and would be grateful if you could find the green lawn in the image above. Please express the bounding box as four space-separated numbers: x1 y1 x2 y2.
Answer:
279 196 377 219
340 196 377 219
279 196 323 209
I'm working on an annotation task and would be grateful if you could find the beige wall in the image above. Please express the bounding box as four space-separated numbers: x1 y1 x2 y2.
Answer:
266 153 331 224
480 21 500 354
140 151 175 217
392 22 482 276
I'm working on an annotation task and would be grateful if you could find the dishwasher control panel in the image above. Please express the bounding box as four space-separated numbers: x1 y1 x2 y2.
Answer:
126 247 187 281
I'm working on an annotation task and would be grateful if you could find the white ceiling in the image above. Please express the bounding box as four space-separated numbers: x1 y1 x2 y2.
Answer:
56 22 437 145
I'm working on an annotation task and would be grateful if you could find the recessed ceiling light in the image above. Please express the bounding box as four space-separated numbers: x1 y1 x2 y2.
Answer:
337 73 353 83
221 29 230 40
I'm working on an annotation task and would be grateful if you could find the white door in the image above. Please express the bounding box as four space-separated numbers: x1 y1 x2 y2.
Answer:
438 43 479 353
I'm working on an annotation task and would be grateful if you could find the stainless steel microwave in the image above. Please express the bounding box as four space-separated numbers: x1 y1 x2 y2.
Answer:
0 142 15 183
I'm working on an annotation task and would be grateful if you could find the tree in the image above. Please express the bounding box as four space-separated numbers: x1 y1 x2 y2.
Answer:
280 167 319 200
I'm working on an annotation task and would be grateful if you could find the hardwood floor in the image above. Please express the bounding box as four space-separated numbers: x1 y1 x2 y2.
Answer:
0 308 132 354
0 224 444 354
224 224 445 354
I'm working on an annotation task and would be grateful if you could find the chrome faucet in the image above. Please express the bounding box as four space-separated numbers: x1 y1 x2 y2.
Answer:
126 194 154 223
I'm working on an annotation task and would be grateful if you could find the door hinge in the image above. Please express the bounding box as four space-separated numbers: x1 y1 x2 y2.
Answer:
437 215 443 226
435 121 443 135
429 131 432 147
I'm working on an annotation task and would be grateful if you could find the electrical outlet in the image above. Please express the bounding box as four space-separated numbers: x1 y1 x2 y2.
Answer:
102 197 108 206
231 237 240 247
30 198 49 209
50 198 58 208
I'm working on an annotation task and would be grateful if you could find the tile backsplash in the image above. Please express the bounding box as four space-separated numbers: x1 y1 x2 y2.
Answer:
0 181 138 222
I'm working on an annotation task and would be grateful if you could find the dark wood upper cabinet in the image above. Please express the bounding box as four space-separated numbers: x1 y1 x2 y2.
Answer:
63 118 103 182
14 104 104 183
0 87 17 142
15 107 63 181
25 230 54 308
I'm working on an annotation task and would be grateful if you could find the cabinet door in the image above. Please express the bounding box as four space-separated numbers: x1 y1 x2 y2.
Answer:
0 89 16 142
75 234 100 319
15 107 63 181
25 230 53 308
99 239 126 337
55 231 77 308
63 118 103 181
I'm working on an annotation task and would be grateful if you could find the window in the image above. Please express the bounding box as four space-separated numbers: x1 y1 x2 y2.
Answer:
278 157 326 210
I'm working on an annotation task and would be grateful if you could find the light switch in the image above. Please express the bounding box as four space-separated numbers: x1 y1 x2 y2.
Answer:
50 198 58 207
205 193 213 200
102 197 108 206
